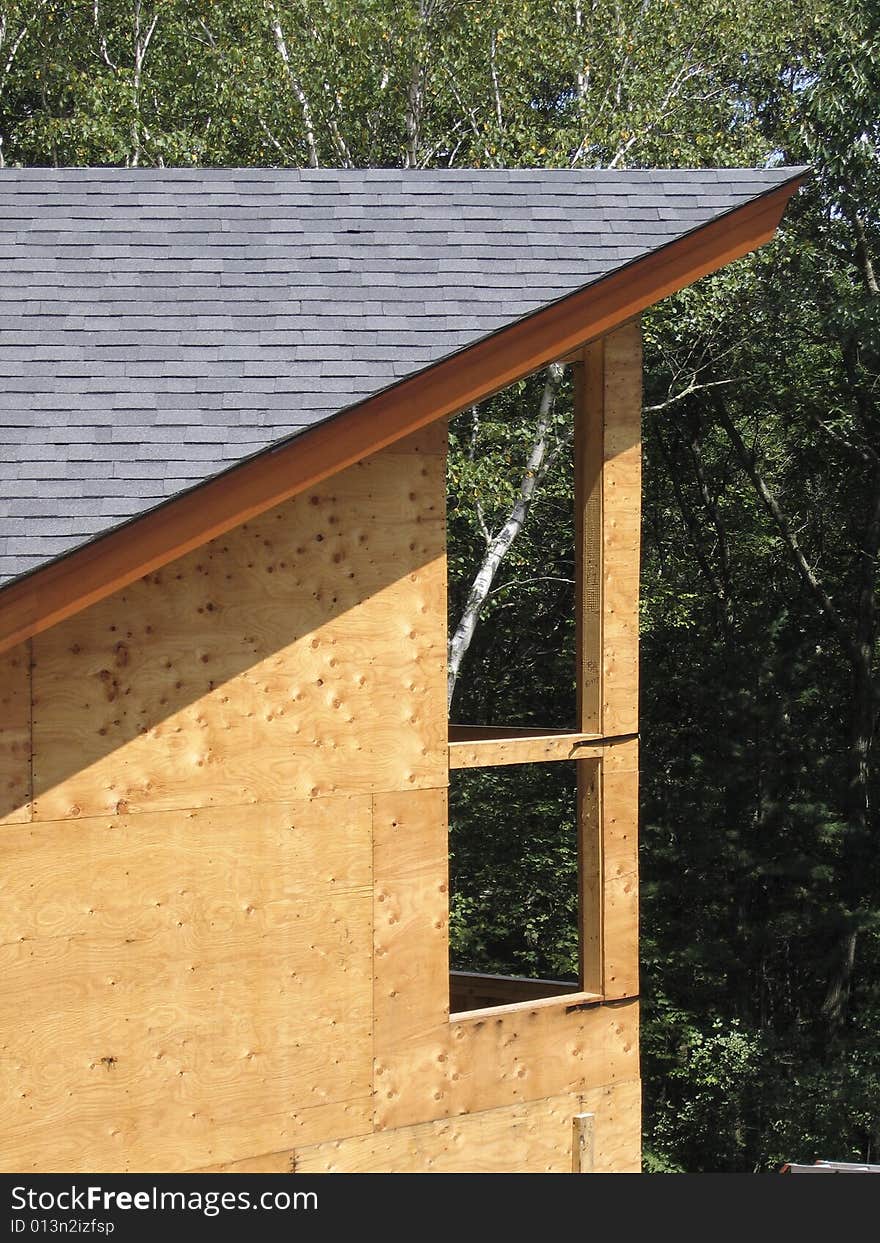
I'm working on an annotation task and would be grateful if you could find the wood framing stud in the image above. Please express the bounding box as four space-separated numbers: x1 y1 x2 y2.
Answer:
572 1112 596 1173
578 758 604 995
449 729 603 769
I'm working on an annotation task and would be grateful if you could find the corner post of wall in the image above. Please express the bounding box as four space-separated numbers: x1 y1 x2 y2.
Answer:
574 343 603 995
574 318 642 1001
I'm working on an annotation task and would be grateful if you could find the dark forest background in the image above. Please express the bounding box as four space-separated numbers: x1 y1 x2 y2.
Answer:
2 0 878 1171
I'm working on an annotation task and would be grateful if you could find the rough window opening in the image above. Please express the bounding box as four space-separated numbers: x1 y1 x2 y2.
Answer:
446 365 577 730
448 761 588 1014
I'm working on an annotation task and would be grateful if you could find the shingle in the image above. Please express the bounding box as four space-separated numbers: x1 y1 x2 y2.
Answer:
0 164 806 586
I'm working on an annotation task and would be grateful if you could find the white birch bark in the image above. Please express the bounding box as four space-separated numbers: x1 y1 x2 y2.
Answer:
267 2 319 168
447 364 563 711
130 1 159 167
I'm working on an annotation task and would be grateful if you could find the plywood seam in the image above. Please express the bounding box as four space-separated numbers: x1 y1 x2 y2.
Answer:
23 789 454 831
0 904 376 953
292 1078 641 1163
293 1078 644 1171
18 793 434 829
180 1095 375 1173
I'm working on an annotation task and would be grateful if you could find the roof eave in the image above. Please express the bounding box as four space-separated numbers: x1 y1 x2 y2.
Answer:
0 172 806 656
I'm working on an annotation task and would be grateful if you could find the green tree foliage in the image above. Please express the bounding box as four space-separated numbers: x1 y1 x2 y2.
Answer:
1 0 877 1172
449 763 579 979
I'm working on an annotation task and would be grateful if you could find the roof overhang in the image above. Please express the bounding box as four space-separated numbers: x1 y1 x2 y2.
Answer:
0 172 805 655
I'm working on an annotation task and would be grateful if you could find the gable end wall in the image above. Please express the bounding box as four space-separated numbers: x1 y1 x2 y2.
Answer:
0 421 638 1173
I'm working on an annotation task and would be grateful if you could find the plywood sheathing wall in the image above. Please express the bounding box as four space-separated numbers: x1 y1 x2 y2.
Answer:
0 346 641 1172
1 429 448 1173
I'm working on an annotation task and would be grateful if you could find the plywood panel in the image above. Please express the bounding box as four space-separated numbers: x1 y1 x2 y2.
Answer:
2 796 371 942
582 1078 642 1173
394 419 448 458
293 1081 641 1173
298 1094 578 1173
30 444 447 821
373 982 637 1133
447 998 639 1117
0 641 30 825
0 796 374 1172
601 320 642 738
190 1081 642 1174
186 1100 373 1172
9 1089 374 1176
372 787 450 1130
371 779 638 1136
602 739 639 999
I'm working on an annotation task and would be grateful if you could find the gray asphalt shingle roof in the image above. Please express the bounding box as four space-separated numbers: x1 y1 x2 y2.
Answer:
0 165 805 587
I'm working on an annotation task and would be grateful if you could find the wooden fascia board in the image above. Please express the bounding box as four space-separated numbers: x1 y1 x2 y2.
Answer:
0 176 803 654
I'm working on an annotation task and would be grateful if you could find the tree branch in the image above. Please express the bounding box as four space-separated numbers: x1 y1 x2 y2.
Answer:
644 376 738 414
713 398 858 663
851 210 879 297
656 422 732 631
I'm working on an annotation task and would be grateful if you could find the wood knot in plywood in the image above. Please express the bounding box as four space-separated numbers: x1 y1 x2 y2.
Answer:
98 669 120 702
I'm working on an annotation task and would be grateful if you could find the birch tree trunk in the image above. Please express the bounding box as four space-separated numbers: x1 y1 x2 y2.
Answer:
130 1 159 167
447 364 563 712
268 2 319 168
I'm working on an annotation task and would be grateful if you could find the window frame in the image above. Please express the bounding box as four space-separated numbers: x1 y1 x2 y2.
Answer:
446 321 642 1021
